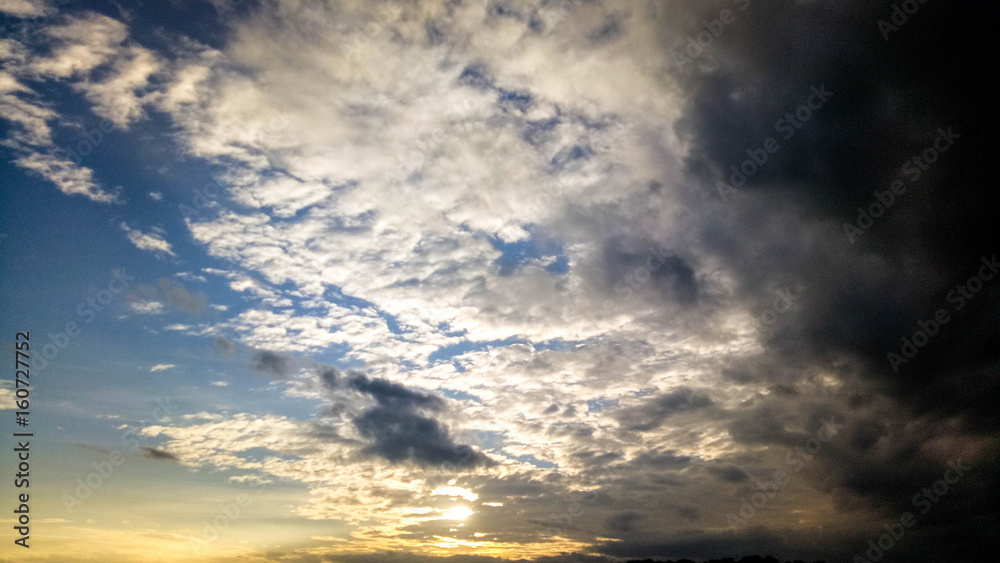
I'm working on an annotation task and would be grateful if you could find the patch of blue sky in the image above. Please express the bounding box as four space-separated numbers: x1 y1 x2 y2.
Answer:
428 337 523 364
440 389 481 403
586 398 618 413
532 339 583 352
488 224 569 276
497 88 533 113
507 453 558 469
437 322 468 338
472 429 505 451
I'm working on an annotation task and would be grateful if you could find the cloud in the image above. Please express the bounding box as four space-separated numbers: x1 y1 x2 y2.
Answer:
73 44 159 126
0 383 17 410
0 11 141 203
129 300 164 314
140 447 179 461
149 364 175 372
156 278 206 313
249 350 295 379
0 77 57 146
12 151 116 202
214 336 236 357
613 388 712 432
606 510 642 533
346 372 445 411
0 74 114 198
353 406 492 468
120 223 175 256
705 464 748 483
31 12 128 78
0 0 49 17
313 368 492 469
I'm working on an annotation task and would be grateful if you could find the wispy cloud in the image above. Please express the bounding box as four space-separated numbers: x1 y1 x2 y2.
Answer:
120 222 175 256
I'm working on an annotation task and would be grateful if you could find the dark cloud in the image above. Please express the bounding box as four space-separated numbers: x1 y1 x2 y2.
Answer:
347 373 444 411
311 365 490 469
706 464 749 483
669 0 1000 423
315 364 340 389
647 0 1000 555
594 526 835 561
353 407 491 468
600 236 699 305
214 336 235 357
290 553 613 563
572 450 624 467
141 447 179 461
613 388 712 432
606 510 642 533
675 506 700 521
627 450 693 470
250 351 295 379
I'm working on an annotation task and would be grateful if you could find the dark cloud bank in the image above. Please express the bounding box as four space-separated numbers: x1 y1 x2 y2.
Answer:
638 0 1000 561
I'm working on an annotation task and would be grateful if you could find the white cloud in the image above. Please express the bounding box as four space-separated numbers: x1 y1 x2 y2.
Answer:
13 151 116 202
120 222 175 256
74 45 160 127
0 0 48 17
0 15 129 203
0 75 55 145
140 4 764 481
0 383 16 410
150 364 176 372
31 12 128 78
175 271 207 282
129 300 164 314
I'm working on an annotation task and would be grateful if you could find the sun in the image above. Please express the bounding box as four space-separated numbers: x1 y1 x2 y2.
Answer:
442 506 474 520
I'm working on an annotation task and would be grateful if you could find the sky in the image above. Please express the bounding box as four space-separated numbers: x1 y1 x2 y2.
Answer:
1 1 998 562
